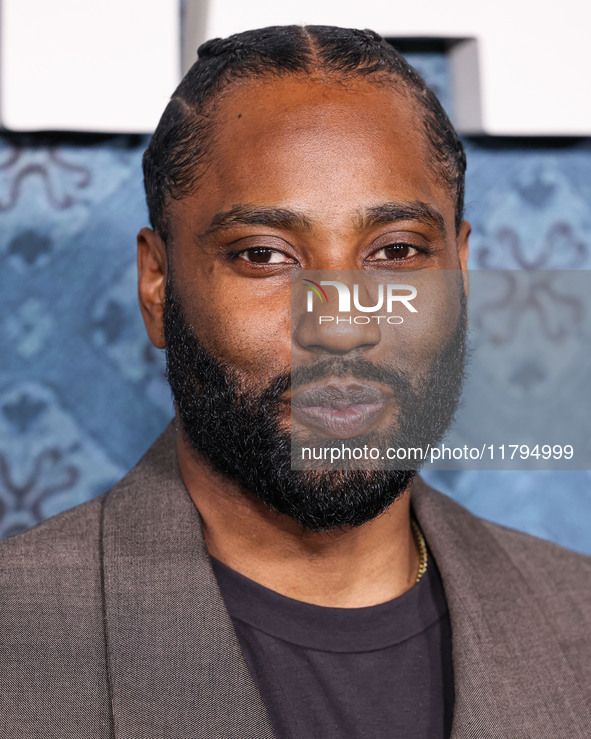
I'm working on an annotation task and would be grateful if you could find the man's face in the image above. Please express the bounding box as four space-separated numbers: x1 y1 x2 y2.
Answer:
148 74 470 531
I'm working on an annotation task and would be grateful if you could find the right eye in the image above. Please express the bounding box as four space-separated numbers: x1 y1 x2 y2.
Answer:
234 247 296 264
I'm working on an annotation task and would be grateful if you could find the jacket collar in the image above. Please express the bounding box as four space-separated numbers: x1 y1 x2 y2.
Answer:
102 424 588 738
412 476 590 738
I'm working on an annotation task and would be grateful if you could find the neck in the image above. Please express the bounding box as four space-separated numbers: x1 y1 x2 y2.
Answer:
177 429 419 608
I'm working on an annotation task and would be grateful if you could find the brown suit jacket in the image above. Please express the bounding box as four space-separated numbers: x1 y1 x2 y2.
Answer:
1 423 590 738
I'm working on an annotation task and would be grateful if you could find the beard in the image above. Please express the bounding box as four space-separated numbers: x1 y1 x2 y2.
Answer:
164 274 467 532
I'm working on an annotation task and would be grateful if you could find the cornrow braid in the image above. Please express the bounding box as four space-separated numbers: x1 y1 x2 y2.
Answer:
142 25 466 244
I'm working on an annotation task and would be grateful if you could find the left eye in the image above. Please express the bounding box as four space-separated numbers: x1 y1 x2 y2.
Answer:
369 244 418 261
236 248 291 264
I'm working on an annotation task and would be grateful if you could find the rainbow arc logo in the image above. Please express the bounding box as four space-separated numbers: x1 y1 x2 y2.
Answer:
303 278 329 307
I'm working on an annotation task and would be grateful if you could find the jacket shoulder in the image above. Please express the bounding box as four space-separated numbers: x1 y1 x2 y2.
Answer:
0 421 177 576
0 492 104 571
414 480 591 702
0 494 113 736
424 487 591 689
414 477 591 587
0 491 106 624
484 517 591 688
480 515 591 589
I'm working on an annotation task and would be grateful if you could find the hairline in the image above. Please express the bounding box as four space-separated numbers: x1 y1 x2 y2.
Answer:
159 68 460 245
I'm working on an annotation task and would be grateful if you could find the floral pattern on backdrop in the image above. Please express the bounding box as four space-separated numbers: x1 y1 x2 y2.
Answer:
1 51 590 552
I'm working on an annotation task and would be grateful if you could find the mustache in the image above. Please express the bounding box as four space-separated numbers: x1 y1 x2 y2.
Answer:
261 356 414 404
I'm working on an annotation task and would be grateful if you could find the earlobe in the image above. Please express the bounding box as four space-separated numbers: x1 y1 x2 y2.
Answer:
137 226 168 349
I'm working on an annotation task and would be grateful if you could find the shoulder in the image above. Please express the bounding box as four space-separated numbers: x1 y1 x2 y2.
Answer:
0 422 178 578
479 515 591 626
0 493 114 733
413 476 591 588
476 514 591 695
0 493 104 567
481 514 591 581
0 493 105 606
413 478 591 688
412 476 591 625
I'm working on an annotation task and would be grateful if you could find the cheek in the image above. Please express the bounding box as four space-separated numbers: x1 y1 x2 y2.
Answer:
187 286 292 376
379 273 464 371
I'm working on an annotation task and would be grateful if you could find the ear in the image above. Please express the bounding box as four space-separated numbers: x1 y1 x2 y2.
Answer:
137 227 168 349
457 219 471 298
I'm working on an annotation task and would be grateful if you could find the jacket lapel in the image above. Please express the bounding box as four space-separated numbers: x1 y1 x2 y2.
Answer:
101 423 275 739
412 477 590 738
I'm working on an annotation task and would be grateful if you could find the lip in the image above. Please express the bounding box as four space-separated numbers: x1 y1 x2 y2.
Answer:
291 380 390 438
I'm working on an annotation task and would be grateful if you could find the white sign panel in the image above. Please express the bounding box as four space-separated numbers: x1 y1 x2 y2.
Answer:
1 0 589 135
0 0 180 133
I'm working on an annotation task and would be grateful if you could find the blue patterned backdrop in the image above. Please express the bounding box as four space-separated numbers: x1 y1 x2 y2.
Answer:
1 50 590 552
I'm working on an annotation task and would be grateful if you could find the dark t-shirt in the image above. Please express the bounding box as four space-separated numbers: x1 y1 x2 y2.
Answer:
211 552 454 739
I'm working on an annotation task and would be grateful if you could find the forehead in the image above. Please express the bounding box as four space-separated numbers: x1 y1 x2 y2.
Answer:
173 75 452 232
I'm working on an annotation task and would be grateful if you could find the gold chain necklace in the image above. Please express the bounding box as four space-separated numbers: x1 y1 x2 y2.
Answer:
411 518 428 584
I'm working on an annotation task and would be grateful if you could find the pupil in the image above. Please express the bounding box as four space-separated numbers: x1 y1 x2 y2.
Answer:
386 245 409 259
250 249 271 263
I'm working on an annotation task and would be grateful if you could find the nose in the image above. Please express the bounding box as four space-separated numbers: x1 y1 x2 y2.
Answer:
293 277 382 355
295 314 381 355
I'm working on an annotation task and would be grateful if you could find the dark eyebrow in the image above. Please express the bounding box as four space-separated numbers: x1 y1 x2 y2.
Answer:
201 204 313 236
358 201 446 235
200 200 446 239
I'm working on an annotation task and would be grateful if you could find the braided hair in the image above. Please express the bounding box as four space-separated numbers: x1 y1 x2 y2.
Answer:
143 25 466 243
